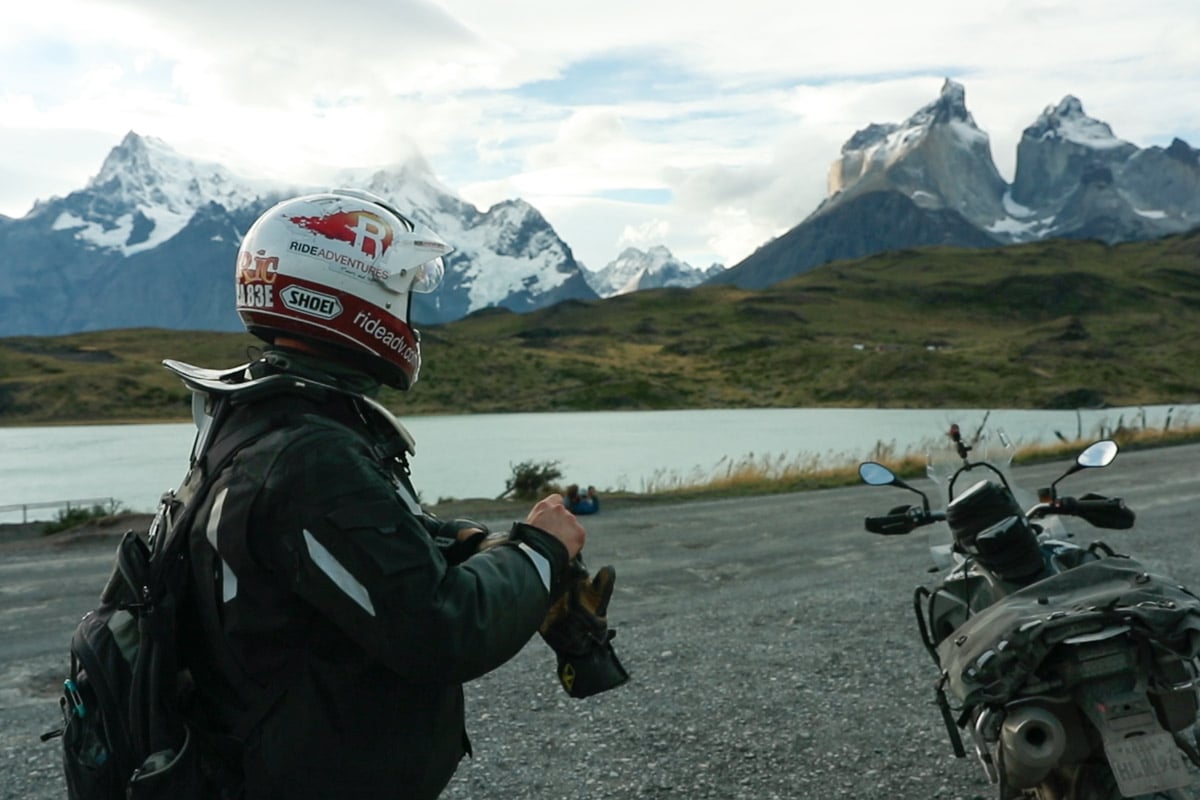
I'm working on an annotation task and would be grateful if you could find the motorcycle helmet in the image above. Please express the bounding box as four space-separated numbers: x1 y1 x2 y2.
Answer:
235 189 451 389
946 479 1024 553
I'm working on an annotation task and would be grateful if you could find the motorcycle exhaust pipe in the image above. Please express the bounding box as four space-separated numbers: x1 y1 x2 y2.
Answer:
999 705 1067 789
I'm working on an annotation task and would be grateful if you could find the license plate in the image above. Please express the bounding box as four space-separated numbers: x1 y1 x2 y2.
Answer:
1105 731 1191 796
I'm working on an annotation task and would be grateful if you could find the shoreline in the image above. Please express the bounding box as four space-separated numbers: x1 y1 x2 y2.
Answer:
4 398 1200 430
0 418 194 428
0 490 714 551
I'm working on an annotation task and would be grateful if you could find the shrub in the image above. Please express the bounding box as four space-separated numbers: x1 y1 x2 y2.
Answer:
500 460 563 501
41 501 124 535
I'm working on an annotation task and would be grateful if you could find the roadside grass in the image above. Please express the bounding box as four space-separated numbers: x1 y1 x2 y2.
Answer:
429 415 1200 514
21 422 1200 533
624 421 1200 502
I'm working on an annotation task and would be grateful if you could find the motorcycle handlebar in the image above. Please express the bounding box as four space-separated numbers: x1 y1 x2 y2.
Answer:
864 509 947 536
866 493 1136 536
1028 494 1136 530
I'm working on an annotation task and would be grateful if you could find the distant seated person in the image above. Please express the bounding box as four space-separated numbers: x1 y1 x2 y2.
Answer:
565 484 600 515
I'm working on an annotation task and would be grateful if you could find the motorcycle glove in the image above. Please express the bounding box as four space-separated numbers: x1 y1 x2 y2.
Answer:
539 561 629 698
433 518 490 565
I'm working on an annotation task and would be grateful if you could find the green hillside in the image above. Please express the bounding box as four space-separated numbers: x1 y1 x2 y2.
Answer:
3 231 1200 425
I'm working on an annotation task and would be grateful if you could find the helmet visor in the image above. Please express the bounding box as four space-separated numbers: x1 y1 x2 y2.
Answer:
411 256 444 294
377 228 450 295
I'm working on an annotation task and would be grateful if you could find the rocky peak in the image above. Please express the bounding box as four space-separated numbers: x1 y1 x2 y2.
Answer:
1025 95 1131 151
483 199 557 257
586 245 718 297
917 78 973 126
822 78 1005 228
94 131 151 178
1012 95 1138 208
90 132 173 201
843 122 899 153
1165 137 1200 167
1119 137 1200 217
336 159 477 234
74 130 267 242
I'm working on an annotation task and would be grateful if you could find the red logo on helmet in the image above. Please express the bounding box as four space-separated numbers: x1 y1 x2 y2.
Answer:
238 250 279 284
289 211 395 259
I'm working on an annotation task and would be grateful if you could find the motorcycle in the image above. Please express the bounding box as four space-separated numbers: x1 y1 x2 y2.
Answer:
858 424 1200 799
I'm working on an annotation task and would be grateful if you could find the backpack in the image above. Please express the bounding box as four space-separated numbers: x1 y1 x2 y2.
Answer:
45 383 288 800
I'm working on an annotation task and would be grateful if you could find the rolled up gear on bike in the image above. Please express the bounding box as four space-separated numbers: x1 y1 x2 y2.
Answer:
539 561 629 698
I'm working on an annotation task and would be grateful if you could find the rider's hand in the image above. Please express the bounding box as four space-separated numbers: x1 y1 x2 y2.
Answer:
525 494 586 559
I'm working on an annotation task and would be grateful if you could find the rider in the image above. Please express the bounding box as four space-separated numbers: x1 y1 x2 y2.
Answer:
174 189 602 799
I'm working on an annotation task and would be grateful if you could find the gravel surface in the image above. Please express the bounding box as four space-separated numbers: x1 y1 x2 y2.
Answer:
3 444 1200 799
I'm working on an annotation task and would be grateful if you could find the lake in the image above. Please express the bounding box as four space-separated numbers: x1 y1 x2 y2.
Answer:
1 403 1195 521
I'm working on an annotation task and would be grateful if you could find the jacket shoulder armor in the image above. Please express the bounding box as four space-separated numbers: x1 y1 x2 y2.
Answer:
164 359 415 458
164 358 342 406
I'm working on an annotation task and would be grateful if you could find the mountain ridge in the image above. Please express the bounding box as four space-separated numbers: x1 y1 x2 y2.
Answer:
711 79 1200 289
4 79 1199 334
3 230 1198 424
0 132 716 336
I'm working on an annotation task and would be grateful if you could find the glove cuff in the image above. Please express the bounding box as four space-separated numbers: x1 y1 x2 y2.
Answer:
508 522 570 598
555 633 629 698
433 529 487 566
447 518 490 537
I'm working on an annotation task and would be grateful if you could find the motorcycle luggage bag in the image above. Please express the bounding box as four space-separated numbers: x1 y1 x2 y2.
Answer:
938 557 1200 708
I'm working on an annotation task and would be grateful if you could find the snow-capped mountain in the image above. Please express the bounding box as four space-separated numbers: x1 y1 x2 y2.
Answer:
338 164 595 323
1010 96 1137 208
50 132 281 259
712 80 1200 289
0 133 597 336
1006 97 1200 242
585 246 723 298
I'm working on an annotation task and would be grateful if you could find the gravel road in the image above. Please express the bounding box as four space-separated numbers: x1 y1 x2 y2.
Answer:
3 442 1200 799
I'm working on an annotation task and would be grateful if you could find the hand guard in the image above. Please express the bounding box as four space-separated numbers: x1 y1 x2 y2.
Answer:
539 560 629 698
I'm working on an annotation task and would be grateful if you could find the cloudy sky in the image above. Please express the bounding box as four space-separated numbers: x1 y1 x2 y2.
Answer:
4 1 1199 271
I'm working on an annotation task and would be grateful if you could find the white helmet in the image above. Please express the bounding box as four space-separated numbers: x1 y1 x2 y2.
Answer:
235 189 450 389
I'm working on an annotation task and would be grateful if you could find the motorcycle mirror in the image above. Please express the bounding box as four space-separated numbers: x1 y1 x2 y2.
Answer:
1076 439 1118 469
1049 439 1120 497
859 462 898 486
859 462 932 513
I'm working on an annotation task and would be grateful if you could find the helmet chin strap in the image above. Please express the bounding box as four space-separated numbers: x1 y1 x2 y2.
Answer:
264 339 416 455
264 337 381 396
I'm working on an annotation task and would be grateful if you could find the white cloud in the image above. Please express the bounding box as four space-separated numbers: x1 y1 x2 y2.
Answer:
618 220 672 252
3 0 1200 269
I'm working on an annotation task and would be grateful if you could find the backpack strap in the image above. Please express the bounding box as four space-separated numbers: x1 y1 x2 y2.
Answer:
132 393 299 762
151 397 293 564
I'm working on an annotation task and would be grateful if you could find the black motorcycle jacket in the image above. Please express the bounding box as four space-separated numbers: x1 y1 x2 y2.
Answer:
176 356 569 800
